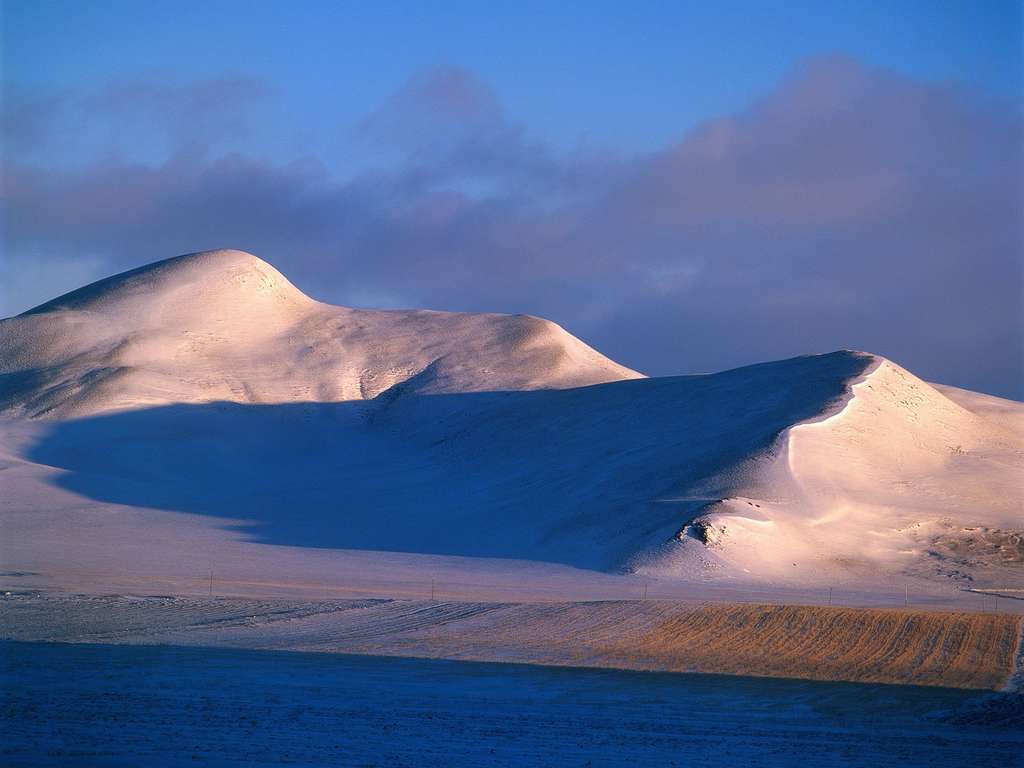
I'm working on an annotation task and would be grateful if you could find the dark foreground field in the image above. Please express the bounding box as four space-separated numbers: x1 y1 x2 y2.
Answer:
2 641 1022 768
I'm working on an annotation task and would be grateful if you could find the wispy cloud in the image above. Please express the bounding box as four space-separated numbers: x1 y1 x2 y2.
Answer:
1 77 268 161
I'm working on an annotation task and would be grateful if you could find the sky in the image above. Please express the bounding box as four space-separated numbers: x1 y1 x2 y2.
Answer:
2 0 1022 397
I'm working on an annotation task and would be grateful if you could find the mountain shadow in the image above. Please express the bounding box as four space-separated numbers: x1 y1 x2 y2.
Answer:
24 352 872 570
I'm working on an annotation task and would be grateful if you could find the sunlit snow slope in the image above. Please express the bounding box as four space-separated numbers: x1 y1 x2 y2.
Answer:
1 250 1020 592
1 249 640 418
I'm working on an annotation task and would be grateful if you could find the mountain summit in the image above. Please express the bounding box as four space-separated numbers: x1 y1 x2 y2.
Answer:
1 249 641 418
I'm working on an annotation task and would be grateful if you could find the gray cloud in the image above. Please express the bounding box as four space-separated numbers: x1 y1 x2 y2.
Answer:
1 77 268 160
2 58 1021 398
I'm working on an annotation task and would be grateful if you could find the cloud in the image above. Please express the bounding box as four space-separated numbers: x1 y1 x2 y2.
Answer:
596 57 1023 392
1 76 268 162
2 59 1022 397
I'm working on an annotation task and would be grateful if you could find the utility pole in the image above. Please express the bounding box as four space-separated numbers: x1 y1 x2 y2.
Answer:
209 569 214 598
828 587 832 607
643 583 648 601
431 578 435 602
904 584 908 608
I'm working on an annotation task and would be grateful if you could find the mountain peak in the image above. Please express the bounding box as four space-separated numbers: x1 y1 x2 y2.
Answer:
20 249 308 319
1 250 642 417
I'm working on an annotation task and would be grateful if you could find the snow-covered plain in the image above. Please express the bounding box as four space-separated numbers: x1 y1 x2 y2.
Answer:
1 249 1020 601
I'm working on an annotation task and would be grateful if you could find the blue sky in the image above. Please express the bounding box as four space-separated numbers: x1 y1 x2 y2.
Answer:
6 1 1020 163
2 1 1022 396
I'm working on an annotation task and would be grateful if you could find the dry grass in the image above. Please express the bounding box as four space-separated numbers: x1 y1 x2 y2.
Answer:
597 604 1022 689
4 595 1020 690
337 601 1022 689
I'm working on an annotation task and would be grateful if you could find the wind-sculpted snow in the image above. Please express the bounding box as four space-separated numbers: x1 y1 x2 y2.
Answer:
1 249 1021 592
630 357 1024 587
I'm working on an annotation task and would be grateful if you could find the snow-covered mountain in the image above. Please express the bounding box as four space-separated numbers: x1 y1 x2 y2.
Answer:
1 250 1020 594
1 249 640 418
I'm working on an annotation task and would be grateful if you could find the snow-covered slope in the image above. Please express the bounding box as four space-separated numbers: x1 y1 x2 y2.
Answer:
0 249 641 418
1 250 1020 594
631 357 1024 588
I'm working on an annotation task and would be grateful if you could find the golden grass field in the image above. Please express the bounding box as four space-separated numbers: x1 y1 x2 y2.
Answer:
601 604 1023 689
3 595 1021 690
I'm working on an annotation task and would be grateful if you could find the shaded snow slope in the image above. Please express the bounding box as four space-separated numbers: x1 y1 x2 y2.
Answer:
0 249 641 418
11 351 870 575
1 250 1021 592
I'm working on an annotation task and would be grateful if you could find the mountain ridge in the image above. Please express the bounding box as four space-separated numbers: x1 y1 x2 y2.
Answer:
0 249 642 418
1 249 1020 592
